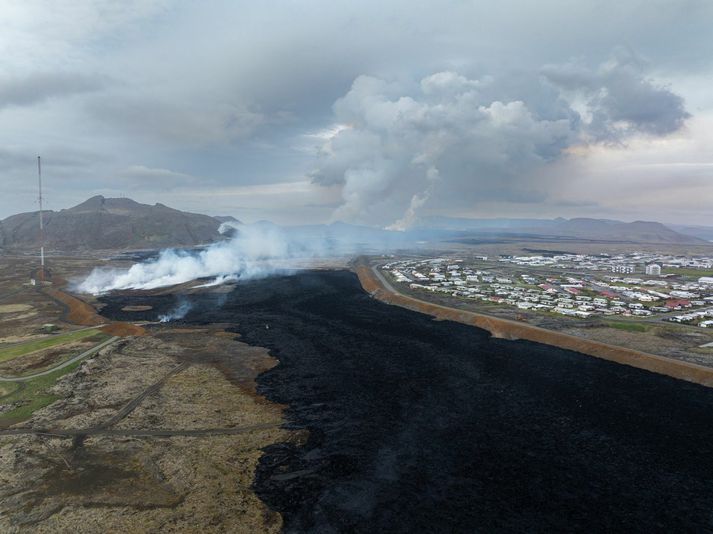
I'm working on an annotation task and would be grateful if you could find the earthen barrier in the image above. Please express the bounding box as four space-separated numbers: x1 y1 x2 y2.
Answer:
354 259 713 388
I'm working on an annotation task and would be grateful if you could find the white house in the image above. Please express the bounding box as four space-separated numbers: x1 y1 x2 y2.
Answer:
645 264 662 276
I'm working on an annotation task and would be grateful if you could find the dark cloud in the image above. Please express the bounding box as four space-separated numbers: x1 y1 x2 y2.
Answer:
542 51 690 140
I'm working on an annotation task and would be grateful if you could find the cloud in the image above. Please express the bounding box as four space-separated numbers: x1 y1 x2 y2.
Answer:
542 50 690 140
0 72 104 109
86 95 266 147
0 1 711 224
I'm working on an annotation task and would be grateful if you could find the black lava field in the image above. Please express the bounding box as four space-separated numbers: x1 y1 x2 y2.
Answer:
99 270 713 533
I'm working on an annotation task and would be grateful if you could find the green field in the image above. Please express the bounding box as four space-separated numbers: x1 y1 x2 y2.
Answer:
604 321 651 333
0 331 114 426
663 268 713 278
0 359 85 426
0 328 104 363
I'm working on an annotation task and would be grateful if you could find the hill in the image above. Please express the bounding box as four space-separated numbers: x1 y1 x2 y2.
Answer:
539 218 705 244
669 224 713 242
0 196 239 251
418 216 705 244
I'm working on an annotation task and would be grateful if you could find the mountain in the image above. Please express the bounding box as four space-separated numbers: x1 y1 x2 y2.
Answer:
538 218 705 244
0 196 239 251
418 216 706 244
416 216 556 231
669 224 713 242
213 215 241 224
2 196 705 252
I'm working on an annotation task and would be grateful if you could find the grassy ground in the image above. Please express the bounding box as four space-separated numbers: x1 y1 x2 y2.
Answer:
664 268 713 277
0 328 103 363
0 329 111 425
11 335 109 378
603 321 651 333
0 359 84 427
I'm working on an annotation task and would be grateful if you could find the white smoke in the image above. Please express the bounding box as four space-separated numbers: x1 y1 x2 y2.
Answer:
310 73 574 229
77 214 431 295
158 298 192 323
386 166 439 231
77 219 421 294
79 223 304 295
194 274 239 288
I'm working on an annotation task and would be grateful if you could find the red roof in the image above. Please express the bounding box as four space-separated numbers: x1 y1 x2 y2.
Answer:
666 299 691 308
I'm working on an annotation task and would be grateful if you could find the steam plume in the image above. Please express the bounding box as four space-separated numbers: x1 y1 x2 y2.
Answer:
77 221 414 295
79 224 302 294
158 298 192 322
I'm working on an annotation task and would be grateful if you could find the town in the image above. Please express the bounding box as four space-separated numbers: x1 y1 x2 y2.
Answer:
381 252 713 327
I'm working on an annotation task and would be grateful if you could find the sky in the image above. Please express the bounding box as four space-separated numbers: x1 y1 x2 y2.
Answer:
2 0 713 227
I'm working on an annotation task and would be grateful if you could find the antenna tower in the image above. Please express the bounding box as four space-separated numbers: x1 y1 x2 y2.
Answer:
38 156 45 278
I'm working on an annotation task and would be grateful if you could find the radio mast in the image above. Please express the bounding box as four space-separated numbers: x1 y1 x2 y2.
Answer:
38 156 45 277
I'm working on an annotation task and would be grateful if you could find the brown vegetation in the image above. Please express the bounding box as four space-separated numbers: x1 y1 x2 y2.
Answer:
46 276 144 336
100 323 146 336
44 286 103 327
0 333 287 532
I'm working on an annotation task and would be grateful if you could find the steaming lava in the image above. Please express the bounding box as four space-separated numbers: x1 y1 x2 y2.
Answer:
99 270 713 532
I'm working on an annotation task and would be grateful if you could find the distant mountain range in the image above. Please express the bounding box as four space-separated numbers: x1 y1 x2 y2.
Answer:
0 195 239 251
668 224 713 242
0 195 709 252
417 216 708 245
539 218 705 244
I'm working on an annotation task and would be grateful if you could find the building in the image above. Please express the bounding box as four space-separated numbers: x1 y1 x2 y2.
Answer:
666 299 691 310
645 263 662 276
612 264 635 274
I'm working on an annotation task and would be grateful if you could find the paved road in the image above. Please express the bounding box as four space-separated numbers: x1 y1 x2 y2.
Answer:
0 336 120 382
371 264 397 293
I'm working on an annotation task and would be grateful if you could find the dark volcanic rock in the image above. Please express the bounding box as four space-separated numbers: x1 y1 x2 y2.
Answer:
99 271 713 533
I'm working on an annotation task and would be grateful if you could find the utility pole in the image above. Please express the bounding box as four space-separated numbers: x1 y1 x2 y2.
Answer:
38 156 45 279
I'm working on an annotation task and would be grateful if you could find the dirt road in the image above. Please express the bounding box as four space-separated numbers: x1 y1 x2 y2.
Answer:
0 336 120 382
